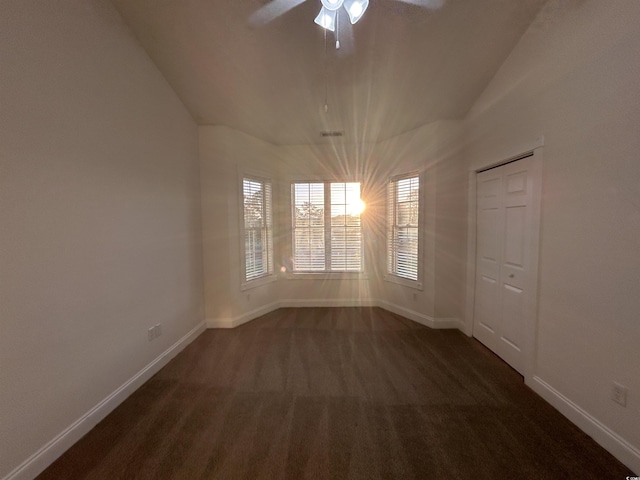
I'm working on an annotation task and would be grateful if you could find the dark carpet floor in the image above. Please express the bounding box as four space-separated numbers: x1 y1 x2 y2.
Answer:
39 307 634 479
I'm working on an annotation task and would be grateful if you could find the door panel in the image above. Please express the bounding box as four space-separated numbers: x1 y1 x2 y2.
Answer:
474 171 503 351
473 156 537 375
506 170 527 195
504 206 526 268
477 276 498 333
478 209 500 262
499 283 524 368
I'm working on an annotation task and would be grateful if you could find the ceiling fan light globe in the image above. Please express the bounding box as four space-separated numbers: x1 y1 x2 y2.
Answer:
314 7 336 31
321 0 344 11
344 0 369 24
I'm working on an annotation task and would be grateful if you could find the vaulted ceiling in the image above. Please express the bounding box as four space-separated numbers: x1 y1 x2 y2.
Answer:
111 0 547 145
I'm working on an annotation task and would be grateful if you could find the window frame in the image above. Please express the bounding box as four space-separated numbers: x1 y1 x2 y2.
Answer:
290 180 366 276
385 172 424 290
240 173 276 291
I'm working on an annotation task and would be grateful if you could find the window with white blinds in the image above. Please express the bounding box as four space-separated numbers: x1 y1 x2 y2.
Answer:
242 177 273 283
292 181 363 272
387 174 420 281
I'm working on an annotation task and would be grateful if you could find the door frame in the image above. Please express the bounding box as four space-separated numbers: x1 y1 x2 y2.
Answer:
464 137 544 381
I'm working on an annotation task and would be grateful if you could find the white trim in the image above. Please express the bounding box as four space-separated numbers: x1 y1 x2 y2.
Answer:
523 150 543 382
385 171 424 287
286 272 369 280
240 274 277 291
279 298 377 308
465 143 544 380
528 376 640 475
463 168 477 337
239 172 275 288
377 300 462 329
3 321 206 480
384 273 423 290
474 136 545 173
205 300 461 330
206 299 378 328
432 317 465 329
290 180 365 274
206 301 281 329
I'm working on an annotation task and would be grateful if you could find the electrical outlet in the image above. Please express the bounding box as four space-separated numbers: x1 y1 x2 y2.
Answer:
148 327 155 341
611 382 628 407
154 323 162 337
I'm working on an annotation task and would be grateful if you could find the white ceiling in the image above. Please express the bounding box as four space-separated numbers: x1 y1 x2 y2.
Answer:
111 0 547 145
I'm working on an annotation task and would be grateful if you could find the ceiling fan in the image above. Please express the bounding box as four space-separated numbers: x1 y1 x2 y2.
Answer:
248 0 445 30
247 0 444 115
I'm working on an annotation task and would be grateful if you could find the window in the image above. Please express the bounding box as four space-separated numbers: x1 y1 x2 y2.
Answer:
292 181 363 273
242 177 273 284
292 182 325 271
387 174 420 282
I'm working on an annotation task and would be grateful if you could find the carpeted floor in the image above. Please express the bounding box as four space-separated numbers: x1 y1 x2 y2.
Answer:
39 307 634 479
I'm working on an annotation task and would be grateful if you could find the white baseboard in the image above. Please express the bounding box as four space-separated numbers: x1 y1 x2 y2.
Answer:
206 301 281 329
205 299 378 329
376 300 462 330
528 375 640 475
279 298 378 308
432 317 465 330
377 300 435 327
205 299 459 331
3 321 206 480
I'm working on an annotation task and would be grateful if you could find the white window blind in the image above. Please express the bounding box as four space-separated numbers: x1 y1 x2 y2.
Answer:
243 177 273 282
387 175 420 281
292 181 363 272
293 182 325 271
330 182 362 271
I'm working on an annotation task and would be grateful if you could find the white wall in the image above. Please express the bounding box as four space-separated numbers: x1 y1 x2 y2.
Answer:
200 126 281 326
200 135 382 323
198 119 468 328
374 123 440 318
275 143 379 305
464 0 640 471
374 121 466 326
433 122 467 322
0 1 204 478
8 0 634 475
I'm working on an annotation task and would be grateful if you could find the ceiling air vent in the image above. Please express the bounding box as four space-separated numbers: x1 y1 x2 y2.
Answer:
320 130 344 138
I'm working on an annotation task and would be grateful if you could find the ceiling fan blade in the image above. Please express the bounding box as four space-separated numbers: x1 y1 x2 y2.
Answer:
336 12 355 57
248 0 308 26
393 0 445 8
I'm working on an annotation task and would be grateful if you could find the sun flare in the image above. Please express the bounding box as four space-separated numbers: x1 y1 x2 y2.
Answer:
348 198 366 216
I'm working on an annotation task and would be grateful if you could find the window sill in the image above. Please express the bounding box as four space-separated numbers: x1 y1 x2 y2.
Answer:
384 274 423 290
241 274 278 291
287 272 369 281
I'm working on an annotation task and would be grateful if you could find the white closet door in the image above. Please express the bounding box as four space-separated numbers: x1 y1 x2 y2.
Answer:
473 155 537 375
